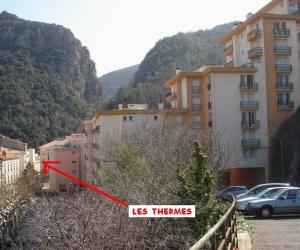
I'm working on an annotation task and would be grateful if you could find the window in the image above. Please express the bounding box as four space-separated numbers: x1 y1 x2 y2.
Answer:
192 116 201 128
129 116 133 121
277 74 289 86
243 149 257 158
192 80 200 92
175 115 182 128
192 98 201 111
123 116 127 122
72 170 77 174
72 160 77 164
278 93 291 105
154 115 158 121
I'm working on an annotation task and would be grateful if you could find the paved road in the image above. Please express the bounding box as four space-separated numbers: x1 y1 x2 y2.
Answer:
246 215 300 250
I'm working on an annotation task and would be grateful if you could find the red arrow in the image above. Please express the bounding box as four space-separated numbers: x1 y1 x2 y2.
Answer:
43 161 128 208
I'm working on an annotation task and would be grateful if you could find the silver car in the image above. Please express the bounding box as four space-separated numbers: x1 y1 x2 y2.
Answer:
236 187 292 211
218 186 248 198
246 187 300 218
236 183 290 200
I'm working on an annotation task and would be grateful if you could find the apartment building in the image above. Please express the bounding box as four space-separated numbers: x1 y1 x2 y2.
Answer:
0 151 20 192
84 104 188 184
164 0 300 186
39 134 86 192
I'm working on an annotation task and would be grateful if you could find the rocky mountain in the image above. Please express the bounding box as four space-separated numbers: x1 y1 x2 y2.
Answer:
100 65 139 99
0 11 104 148
110 22 236 107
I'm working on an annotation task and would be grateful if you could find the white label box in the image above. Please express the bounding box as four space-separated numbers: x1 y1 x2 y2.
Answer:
128 205 196 218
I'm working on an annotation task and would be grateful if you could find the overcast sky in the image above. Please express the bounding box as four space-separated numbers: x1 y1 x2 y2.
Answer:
0 0 270 76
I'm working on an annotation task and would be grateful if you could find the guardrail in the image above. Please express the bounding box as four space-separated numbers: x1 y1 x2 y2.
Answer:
189 195 238 250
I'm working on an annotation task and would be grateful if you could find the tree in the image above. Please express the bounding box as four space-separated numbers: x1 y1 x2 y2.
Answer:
177 142 225 237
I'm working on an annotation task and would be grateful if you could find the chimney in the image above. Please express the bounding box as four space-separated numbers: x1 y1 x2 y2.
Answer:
118 104 123 110
246 12 253 19
175 67 181 74
158 103 164 110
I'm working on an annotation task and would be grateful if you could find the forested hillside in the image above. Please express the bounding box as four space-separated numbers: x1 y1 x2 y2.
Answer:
0 11 103 148
100 65 139 99
110 22 235 107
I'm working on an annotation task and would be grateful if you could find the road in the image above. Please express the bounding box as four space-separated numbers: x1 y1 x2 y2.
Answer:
246 215 300 250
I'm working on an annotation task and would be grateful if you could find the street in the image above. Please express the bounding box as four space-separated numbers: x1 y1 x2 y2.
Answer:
247 215 300 250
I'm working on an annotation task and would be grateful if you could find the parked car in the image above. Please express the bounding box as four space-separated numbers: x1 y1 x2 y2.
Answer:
236 183 290 200
236 186 292 211
218 186 248 198
246 187 300 218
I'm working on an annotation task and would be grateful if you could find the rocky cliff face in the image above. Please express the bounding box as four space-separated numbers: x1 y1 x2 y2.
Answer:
0 11 103 147
0 11 103 104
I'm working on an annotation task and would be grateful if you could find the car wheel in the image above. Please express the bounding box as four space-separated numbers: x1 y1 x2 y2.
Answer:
260 206 272 218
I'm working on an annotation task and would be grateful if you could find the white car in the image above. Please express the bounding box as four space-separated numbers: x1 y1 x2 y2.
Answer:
236 183 290 200
236 186 292 211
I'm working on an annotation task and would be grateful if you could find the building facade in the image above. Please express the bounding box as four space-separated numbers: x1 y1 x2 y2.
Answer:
164 0 300 186
39 134 86 192
0 152 20 192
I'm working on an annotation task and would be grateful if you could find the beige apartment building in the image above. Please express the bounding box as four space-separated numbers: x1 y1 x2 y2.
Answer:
164 0 300 186
84 104 188 184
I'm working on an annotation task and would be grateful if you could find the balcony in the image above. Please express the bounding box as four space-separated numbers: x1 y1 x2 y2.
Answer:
207 83 212 91
278 100 294 109
193 122 201 128
241 139 261 147
192 86 200 93
224 44 233 56
274 46 291 55
273 28 290 37
248 47 263 58
247 29 262 41
275 64 292 73
192 104 201 111
276 82 293 91
240 82 258 91
240 101 259 110
241 120 260 129
208 102 212 109
224 60 234 67
166 92 177 102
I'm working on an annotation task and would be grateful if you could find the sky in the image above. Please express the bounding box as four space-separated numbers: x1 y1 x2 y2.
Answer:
0 0 270 76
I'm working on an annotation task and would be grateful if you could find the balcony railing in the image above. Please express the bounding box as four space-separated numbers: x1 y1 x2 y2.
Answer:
273 28 290 36
192 86 200 93
248 47 263 58
278 100 294 109
224 44 233 55
274 46 292 55
275 64 292 73
240 62 254 68
240 82 258 90
193 122 201 128
192 104 201 111
241 120 260 129
240 101 259 110
247 29 262 41
276 82 293 91
166 92 177 100
241 139 261 147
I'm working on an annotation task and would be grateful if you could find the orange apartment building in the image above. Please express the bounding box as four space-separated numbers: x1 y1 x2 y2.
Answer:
40 134 86 192
164 0 300 186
